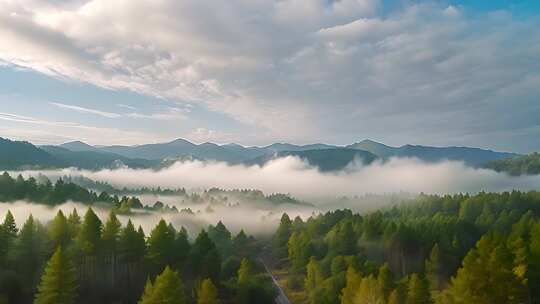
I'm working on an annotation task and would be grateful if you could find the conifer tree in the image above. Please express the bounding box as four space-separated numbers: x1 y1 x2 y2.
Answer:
197 278 219 304
67 209 81 239
438 234 527 304
341 266 362 304
147 219 175 269
237 258 253 284
49 210 70 248
388 289 402 304
138 266 186 304
273 213 292 258
354 274 385 304
406 274 431 304
34 247 78 304
76 208 102 255
425 244 443 292
102 211 121 253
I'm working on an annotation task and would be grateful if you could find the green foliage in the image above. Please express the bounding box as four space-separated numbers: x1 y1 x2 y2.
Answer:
191 230 221 282
197 278 219 304
76 208 102 255
147 219 175 269
101 211 121 254
34 247 78 304
48 211 70 248
485 152 540 176
138 266 186 304
438 234 527 304
405 274 431 304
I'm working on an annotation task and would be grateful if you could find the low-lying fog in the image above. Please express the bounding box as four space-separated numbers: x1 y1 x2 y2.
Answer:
5 156 540 235
13 157 540 200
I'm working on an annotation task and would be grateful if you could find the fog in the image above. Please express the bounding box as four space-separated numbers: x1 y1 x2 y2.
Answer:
13 157 540 202
0 200 315 238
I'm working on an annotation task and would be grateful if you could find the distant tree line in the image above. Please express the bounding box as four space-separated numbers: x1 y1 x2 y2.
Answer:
0 208 276 303
485 152 540 176
272 191 540 304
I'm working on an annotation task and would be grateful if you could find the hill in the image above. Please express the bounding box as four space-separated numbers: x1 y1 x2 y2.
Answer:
484 152 540 176
0 137 61 169
347 140 516 166
246 148 377 171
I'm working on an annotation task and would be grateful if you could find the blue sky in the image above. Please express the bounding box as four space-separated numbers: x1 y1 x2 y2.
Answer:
0 0 539 152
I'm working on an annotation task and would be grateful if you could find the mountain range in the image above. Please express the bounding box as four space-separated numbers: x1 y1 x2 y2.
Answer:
0 137 518 171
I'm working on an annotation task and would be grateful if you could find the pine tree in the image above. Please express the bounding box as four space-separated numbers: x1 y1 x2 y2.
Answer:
305 257 325 304
197 278 219 304
273 213 292 258
425 244 443 292
67 209 81 239
14 215 47 281
406 274 431 304
147 219 175 269
438 234 527 304
102 211 121 253
119 220 146 263
377 263 394 300
191 230 221 281
138 266 186 304
237 258 253 284
34 247 78 304
354 274 385 304
3 210 18 239
341 266 362 304
49 210 70 248
76 208 102 255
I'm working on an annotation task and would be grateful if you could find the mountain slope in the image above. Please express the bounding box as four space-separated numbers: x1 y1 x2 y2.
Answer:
0 138 60 169
41 146 157 170
246 148 377 171
348 140 516 166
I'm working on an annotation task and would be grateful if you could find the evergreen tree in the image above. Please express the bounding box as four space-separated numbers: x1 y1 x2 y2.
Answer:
438 234 527 304
388 289 402 304
354 274 385 304
197 278 219 304
273 213 292 258
237 258 253 284
377 263 394 301
138 266 186 304
304 257 325 304
288 231 311 271
119 220 146 263
341 266 362 304
426 244 443 292
191 230 221 281
102 211 121 254
48 210 70 248
67 209 81 239
147 219 175 269
34 247 78 304
406 274 431 304
14 215 47 283
76 208 102 255
2 210 18 239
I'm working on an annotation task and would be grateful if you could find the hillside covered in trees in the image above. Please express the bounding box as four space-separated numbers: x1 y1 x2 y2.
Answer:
271 191 540 304
485 153 540 176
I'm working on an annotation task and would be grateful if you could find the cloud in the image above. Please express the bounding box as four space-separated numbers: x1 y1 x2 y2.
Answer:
16 157 540 202
50 101 122 118
0 111 170 145
0 1 539 150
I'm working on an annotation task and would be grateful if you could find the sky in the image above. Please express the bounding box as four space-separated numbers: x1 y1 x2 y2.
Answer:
0 0 539 152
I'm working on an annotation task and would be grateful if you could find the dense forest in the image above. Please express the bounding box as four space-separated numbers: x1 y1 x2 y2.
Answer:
271 191 540 303
3 171 540 303
485 153 540 176
0 207 276 303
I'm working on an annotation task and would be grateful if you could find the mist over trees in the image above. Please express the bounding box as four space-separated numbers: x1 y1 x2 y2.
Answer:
0 207 275 303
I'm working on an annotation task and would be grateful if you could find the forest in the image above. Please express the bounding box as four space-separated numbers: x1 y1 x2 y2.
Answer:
1 171 540 303
273 191 540 303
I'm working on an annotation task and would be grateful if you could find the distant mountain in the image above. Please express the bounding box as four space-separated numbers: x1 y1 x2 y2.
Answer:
347 140 517 166
246 148 377 171
60 141 101 153
263 143 338 153
0 138 60 169
65 138 246 163
41 146 158 170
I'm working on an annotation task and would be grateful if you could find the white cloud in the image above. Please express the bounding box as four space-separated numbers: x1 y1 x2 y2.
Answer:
50 101 122 118
0 0 539 150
